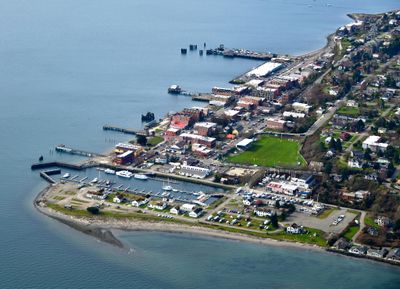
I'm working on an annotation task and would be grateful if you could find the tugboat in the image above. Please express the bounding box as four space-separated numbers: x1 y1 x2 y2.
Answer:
141 112 155 122
168 85 182 94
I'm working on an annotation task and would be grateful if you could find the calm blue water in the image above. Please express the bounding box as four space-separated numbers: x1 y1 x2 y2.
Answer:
1 0 400 288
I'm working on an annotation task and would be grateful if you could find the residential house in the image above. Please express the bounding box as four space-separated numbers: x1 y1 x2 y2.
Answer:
349 245 368 255
286 223 304 234
189 208 204 218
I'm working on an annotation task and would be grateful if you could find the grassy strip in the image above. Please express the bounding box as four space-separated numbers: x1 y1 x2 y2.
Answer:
316 207 338 219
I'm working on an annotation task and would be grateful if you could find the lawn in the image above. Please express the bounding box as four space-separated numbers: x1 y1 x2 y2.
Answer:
337 106 360 117
227 136 306 168
343 225 359 241
147 136 164 146
364 216 380 229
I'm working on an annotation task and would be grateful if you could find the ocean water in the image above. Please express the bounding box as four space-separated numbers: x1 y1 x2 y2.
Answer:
0 0 400 288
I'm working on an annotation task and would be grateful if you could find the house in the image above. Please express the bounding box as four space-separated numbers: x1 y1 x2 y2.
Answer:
375 216 391 227
148 201 167 211
340 132 351 141
254 208 274 218
242 197 253 206
170 206 181 215
346 100 358 107
367 248 388 258
189 208 203 218
286 223 304 234
131 197 149 207
349 245 368 255
292 102 312 113
386 248 400 262
348 158 363 169
113 196 122 203
367 227 379 237
333 238 351 250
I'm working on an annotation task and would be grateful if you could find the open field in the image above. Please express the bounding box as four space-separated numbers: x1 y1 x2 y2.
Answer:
337 106 360 117
228 136 306 168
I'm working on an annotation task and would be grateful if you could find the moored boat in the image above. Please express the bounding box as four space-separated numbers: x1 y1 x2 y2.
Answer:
104 169 116 175
116 170 133 178
134 174 149 180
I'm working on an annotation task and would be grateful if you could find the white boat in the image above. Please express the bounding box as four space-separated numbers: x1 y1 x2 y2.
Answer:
162 178 173 191
91 178 98 183
162 185 173 191
134 174 149 180
104 169 115 175
62 173 70 178
116 170 133 178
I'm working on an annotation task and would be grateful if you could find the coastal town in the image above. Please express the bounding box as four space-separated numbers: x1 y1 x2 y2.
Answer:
34 10 400 266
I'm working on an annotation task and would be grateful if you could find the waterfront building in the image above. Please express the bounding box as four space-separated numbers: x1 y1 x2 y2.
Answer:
180 164 211 179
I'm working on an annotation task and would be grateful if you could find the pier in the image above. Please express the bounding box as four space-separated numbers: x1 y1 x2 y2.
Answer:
39 169 61 184
55 145 106 158
206 45 275 61
102 125 138 135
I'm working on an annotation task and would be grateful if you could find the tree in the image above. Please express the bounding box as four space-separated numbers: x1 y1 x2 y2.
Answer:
87 206 100 215
324 162 333 174
270 213 279 228
136 134 147 146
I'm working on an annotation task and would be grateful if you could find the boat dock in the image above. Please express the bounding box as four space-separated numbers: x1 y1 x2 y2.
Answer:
55 145 106 158
206 45 275 61
40 169 61 184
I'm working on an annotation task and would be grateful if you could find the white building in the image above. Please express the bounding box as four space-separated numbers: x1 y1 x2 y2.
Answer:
246 62 283 77
362 135 389 152
283 111 306 118
292 102 312 113
180 165 211 179
180 203 196 212
189 208 203 218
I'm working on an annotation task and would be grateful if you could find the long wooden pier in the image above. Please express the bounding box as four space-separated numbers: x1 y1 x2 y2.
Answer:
55 145 105 158
102 125 138 135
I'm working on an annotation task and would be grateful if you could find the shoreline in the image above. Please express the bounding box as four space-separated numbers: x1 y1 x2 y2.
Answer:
33 186 324 252
34 186 400 268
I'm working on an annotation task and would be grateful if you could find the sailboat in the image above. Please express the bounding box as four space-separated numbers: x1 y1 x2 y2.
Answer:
162 179 173 191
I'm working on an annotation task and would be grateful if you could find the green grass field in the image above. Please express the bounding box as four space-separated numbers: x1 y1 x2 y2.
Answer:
228 136 306 168
337 106 360 117
343 225 359 241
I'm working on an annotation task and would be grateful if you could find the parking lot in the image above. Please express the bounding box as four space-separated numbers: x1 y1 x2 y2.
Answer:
283 208 357 234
